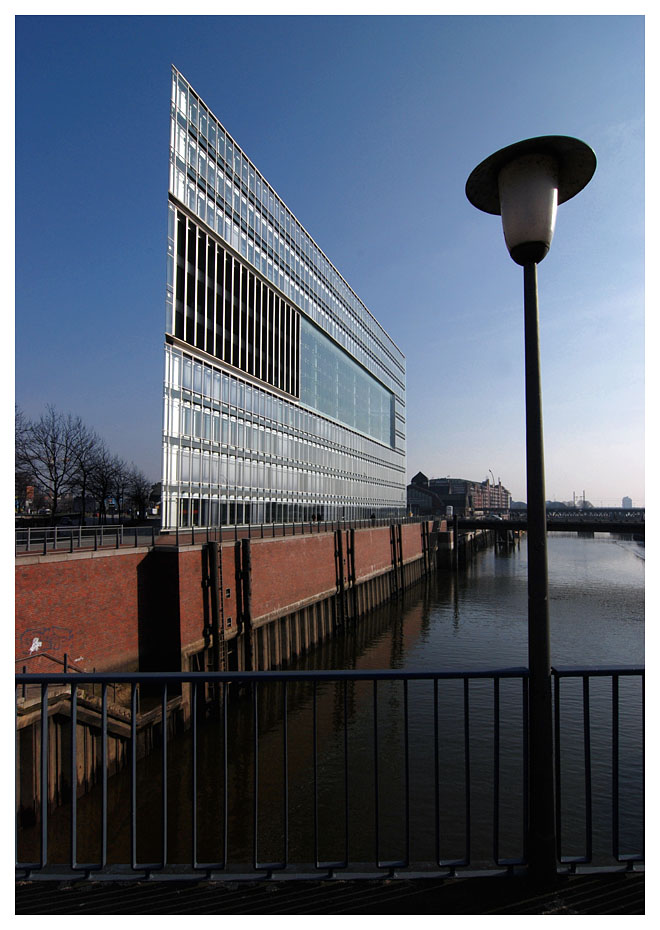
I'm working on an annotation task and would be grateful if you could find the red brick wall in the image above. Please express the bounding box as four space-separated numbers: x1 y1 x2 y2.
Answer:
249 533 337 622
15 524 430 672
15 551 146 673
353 526 394 581
401 522 424 562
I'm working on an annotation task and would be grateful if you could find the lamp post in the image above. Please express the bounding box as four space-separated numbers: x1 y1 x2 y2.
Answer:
466 136 596 882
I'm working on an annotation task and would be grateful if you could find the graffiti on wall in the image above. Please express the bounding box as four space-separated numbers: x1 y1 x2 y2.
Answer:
19 626 73 658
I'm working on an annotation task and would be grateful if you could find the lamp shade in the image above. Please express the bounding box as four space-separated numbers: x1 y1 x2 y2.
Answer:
498 153 558 265
466 136 596 265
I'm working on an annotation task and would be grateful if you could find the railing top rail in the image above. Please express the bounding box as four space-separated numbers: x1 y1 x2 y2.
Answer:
16 666 530 685
552 665 644 677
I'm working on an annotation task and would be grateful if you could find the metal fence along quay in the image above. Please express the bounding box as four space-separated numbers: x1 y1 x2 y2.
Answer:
15 517 424 555
15 666 644 882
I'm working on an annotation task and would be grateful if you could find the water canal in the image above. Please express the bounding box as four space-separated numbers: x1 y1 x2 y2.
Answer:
21 532 644 874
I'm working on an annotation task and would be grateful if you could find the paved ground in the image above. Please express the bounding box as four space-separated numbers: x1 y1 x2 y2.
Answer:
15 871 644 915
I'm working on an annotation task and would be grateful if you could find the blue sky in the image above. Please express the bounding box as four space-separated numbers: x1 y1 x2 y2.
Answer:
13 13 645 505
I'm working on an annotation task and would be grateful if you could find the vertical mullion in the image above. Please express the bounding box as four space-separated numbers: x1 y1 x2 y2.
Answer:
256 281 262 381
71 682 78 869
229 257 235 367
211 243 217 358
287 305 292 395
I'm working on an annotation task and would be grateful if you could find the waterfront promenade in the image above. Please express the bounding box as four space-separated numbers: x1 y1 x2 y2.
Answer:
16 871 644 915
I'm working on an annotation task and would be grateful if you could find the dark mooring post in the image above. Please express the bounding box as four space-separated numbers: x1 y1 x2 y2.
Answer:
524 262 556 882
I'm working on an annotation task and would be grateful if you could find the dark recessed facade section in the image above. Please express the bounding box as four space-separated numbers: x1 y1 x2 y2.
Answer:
172 206 298 397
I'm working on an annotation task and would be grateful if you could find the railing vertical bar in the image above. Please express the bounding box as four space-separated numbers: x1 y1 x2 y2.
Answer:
343 678 349 866
131 682 137 870
403 678 410 867
283 681 289 867
464 677 471 865
313 680 319 867
641 672 645 857
553 673 562 863
101 683 108 868
191 679 198 869
583 675 592 863
522 675 529 865
223 681 229 867
40 683 49 869
434 678 440 866
611 674 619 861
493 677 500 865
162 682 168 867
373 679 379 865
70 683 78 870
253 680 258 869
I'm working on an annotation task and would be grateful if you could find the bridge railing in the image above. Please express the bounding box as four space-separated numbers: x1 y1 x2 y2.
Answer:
15 666 644 882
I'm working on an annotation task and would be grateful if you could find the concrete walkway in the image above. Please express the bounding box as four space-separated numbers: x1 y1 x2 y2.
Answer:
15 871 644 915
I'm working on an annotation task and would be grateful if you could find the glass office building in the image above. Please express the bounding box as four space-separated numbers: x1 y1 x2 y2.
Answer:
162 68 406 529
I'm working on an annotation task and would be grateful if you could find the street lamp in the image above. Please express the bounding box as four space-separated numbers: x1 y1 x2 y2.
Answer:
466 136 596 882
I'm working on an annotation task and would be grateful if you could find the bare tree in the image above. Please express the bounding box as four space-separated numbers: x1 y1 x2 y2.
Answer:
127 466 152 520
112 458 131 522
70 419 101 525
15 407 33 511
18 406 79 521
88 443 121 524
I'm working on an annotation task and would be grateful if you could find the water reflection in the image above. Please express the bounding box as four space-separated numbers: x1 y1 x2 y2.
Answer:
19 534 644 872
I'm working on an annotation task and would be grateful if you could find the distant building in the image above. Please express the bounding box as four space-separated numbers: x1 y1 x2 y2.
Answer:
622 496 633 509
407 472 511 517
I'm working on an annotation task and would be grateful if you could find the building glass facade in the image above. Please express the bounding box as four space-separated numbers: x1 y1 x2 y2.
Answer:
163 68 406 529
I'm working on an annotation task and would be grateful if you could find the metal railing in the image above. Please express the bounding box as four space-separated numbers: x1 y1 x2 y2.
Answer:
16 516 425 555
15 666 644 882
552 666 645 870
15 524 157 555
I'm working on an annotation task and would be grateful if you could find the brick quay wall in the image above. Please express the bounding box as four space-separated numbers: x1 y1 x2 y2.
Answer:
15 521 446 675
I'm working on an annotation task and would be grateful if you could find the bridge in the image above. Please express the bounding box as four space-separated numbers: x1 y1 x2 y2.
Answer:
458 508 644 537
